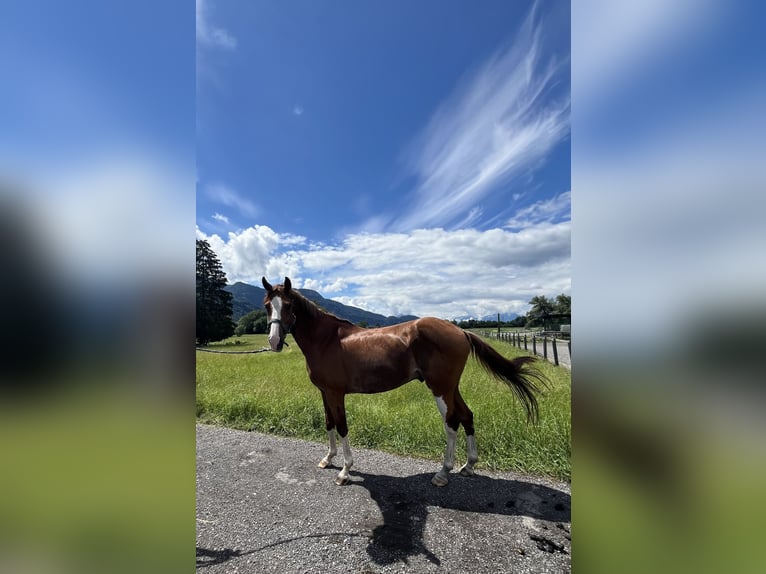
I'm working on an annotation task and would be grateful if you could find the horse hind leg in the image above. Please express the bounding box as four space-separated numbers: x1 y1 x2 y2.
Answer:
459 434 478 477
454 391 478 477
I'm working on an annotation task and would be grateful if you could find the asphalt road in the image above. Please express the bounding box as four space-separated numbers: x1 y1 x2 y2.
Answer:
196 424 571 573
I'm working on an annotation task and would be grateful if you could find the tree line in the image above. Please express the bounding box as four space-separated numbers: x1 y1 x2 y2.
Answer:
453 294 570 330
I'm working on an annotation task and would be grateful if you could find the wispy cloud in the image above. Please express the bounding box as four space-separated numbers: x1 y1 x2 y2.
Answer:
391 4 569 231
196 0 237 50
206 183 259 218
293 105 304 116
506 190 570 229
212 212 230 224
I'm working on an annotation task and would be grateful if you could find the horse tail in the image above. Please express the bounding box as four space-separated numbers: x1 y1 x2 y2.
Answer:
464 331 548 423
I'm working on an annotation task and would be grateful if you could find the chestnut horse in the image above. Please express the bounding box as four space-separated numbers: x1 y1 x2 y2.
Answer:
262 277 547 487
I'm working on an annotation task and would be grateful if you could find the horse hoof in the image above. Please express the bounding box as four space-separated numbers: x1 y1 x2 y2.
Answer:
318 459 330 469
334 475 349 486
431 474 449 487
459 465 475 477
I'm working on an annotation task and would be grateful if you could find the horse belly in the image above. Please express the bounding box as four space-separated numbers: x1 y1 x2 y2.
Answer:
341 333 420 393
346 355 416 394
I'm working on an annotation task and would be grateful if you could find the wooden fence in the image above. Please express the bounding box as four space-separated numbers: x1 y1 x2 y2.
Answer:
481 330 571 369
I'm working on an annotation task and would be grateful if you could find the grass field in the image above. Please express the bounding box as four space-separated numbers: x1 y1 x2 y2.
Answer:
196 333 571 480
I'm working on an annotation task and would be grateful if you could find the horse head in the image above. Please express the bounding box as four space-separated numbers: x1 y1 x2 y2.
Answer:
262 276 297 352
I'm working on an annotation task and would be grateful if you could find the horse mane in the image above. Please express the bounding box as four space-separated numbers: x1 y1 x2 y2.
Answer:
291 288 357 329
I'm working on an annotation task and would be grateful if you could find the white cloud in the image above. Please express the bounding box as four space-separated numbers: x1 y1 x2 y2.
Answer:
507 190 570 229
388 4 569 232
30 152 194 288
293 105 304 116
302 277 347 294
212 212 229 224
206 183 260 218
196 225 306 285
202 223 570 319
196 0 237 50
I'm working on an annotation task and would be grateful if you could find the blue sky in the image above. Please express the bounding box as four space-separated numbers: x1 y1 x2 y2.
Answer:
0 1 569 321
0 1 193 291
197 0 571 319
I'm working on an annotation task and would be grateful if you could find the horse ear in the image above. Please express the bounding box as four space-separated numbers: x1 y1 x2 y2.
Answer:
262 277 273 292
284 277 292 293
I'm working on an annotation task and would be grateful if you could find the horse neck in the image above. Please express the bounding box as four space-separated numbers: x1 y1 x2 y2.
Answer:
290 296 339 352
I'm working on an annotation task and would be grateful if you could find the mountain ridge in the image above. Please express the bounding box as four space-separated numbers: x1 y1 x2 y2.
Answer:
224 281 419 327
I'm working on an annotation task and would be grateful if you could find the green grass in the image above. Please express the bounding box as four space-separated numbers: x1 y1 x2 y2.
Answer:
196 333 571 480
1 391 193 574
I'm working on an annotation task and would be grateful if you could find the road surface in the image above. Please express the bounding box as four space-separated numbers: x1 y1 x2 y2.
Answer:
196 424 571 573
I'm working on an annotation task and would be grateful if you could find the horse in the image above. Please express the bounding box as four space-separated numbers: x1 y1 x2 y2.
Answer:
262 277 548 487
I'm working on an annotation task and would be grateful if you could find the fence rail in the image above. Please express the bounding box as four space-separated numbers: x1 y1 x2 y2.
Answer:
481 330 571 370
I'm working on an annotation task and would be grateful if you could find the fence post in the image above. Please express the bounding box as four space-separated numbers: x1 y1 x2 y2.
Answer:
552 338 559 366
532 335 536 355
543 335 548 360
524 334 527 350
568 340 571 357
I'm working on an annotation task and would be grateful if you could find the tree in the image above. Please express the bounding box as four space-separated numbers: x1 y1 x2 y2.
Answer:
555 294 571 315
528 295 554 318
196 239 234 345
235 310 268 336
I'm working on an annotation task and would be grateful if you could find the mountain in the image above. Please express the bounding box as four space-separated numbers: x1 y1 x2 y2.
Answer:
225 282 268 320
224 281 418 327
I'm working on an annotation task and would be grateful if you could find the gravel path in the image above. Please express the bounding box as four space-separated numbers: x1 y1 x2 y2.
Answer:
196 424 571 573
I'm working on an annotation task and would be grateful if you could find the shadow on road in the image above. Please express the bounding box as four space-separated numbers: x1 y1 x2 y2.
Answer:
349 470 570 566
196 546 248 568
196 470 570 569
196 532 369 569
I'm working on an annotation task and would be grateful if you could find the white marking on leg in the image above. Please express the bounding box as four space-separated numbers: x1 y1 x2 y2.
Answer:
318 429 337 468
435 395 447 418
432 395 456 486
267 296 283 351
335 435 354 485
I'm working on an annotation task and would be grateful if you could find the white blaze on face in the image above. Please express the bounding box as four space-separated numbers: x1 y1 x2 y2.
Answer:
268 296 283 351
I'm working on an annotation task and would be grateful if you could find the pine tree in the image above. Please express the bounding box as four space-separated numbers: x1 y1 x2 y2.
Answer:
196 239 234 345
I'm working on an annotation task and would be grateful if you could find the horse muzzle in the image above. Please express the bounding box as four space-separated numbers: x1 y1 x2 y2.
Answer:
268 319 287 352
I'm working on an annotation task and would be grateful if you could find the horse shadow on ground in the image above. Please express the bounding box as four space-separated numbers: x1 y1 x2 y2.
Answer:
196 471 570 569
347 470 571 567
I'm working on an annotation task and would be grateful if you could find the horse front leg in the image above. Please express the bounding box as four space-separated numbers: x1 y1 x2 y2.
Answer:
318 429 337 469
330 393 353 485
318 391 337 469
